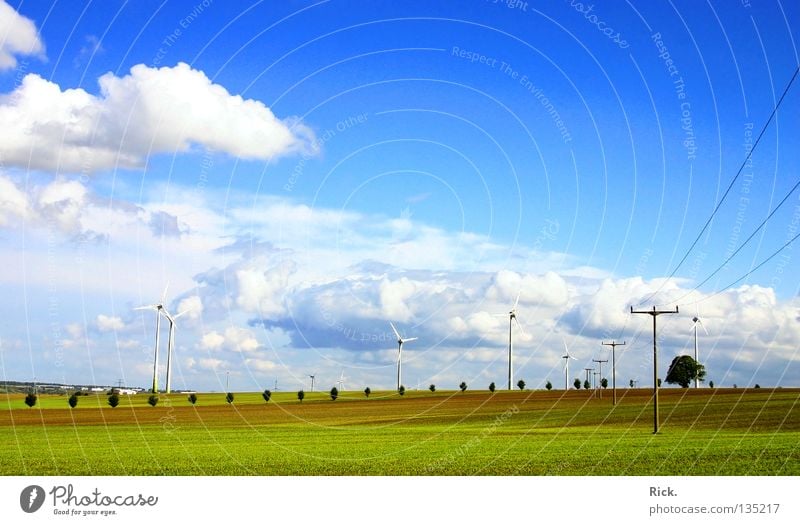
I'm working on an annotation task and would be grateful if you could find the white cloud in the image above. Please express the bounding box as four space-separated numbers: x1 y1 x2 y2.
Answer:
0 175 30 224
176 295 203 320
0 1 44 70
244 357 278 373
96 314 125 332
200 327 261 353
0 62 316 172
200 331 225 351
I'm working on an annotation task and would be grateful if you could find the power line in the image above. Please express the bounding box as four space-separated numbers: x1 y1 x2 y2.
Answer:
664 178 800 306
639 65 799 306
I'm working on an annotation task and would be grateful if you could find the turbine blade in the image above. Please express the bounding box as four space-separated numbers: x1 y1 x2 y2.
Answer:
134 304 159 311
698 318 709 335
161 283 170 304
174 309 191 319
404 337 418 343
513 317 528 338
512 291 521 310
389 322 401 340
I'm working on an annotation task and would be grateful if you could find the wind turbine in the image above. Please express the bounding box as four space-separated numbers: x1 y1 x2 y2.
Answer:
309 374 316 392
135 284 169 393
497 292 525 391
691 312 708 389
390 322 417 392
561 340 578 390
337 370 346 392
163 308 191 394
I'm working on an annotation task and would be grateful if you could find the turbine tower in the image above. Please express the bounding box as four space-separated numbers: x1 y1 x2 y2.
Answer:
561 340 577 390
390 322 417 392
163 308 191 394
135 284 170 393
497 292 524 391
691 314 708 389
337 370 346 392
309 374 316 392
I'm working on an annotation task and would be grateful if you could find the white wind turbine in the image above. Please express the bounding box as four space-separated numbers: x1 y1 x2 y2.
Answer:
162 307 191 394
390 322 417 392
309 374 316 392
337 370 346 392
135 284 170 394
691 312 708 389
562 340 578 390
496 292 525 391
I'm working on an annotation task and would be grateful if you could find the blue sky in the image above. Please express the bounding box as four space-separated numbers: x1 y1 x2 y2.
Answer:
0 0 798 393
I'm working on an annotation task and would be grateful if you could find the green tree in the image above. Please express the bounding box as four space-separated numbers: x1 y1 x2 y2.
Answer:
459 381 467 392
330 387 339 400
226 392 235 404
429 384 436 392
657 378 663 387
754 384 761 389
583 380 590 390
262 389 271 402
297 390 305 403
188 393 198 405
398 385 405 396
600 378 608 389
24 393 37 408
108 393 120 408
364 387 371 398
665 355 706 388
709 381 715 388
489 382 496 393
68 394 78 408
573 378 581 390
629 379 635 388
517 379 525 390
545 380 552 391
147 395 159 407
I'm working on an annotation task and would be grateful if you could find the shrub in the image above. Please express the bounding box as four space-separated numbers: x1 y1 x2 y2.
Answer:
147 395 159 407
226 392 234 404
429 384 436 392
364 387 371 398
68 394 78 408
489 382 496 393
330 387 339 401
24 393 37 408
188 393 198 405
517 379 525 391
545 380 552 391
459 382 467 392
108 393 120 408
262 389 271 402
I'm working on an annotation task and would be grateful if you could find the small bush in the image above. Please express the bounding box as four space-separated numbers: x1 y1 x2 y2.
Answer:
429 384 436 392
262 389 271 402
754 384 761 389
147 395 159 407
489 382 496 393
68 394 78 408
188 393 198 405
24 393 37 408
459 382 467 392
545 380 552 391
108 393 120 408
330 387 339 401
364 387 371 398
517 379 526 391
226 392 234 404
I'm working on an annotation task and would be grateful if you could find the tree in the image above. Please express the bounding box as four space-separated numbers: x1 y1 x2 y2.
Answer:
489 382 496 393
330 387 339 401
364 387 371 398
754 384 761 389
188 393 198 405
573 378 581 390
517 379 525 390
226 392 235 404
459 382 467 392
665 355 706 388
297 390 305 403
600 378 608 389
545 380 552 391
429 384 436 392
108 393 120 408
629 379 635 388
68 394 78 408
398 385 405 396
147 395 159 407
657 378 662 387
709 380 715 388
583 380 590 390
262 389 271 402
24 393 37 408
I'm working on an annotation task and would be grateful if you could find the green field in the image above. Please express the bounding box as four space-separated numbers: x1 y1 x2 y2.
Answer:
1 388 798 475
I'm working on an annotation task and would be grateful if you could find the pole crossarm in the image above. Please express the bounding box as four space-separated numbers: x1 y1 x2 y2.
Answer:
630 305 679 434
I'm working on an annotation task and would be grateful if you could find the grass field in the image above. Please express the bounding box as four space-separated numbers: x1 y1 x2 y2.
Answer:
1 388 798 475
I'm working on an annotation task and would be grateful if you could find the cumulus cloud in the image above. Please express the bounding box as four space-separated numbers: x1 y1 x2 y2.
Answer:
0 62 317 172
0 1 44 70
200 327 261 354
96 314 125 332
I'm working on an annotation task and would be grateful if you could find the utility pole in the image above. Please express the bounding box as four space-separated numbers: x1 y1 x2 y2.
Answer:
592 358 608 399
631 305 679 434
226 371 230 392
602 341 626 405
584 368 592 388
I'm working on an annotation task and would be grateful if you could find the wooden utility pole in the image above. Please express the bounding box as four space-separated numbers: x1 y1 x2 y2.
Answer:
602 341 626 405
